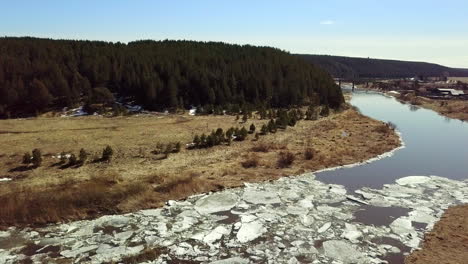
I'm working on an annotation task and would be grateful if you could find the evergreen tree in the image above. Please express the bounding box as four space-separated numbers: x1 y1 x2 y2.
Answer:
102 145 114 162
249 123 256 134
79 148 88 164
193 135 201 147
32 148 42 167
260 124 268 135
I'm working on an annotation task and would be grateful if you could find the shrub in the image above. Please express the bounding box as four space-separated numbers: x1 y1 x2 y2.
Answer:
79 148 88 164
320 106 330 117
277 151 295 168
260 124 268 135
242 113 248 123
68 154 77 166
236 127 248 141
268 119 277 133
251 143 270 152
102 146 114 162
193 135 201 148
59 151 67 164
254 133 260 141
241 155 259 168
174 142 181 153
32 149 42 167
249 123 256 134
164 143 174 155
304 148 315 160
22 152 32 164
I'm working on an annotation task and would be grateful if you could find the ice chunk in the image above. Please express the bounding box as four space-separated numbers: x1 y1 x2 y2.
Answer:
390 217 414 235
236 220 266 243
396 176 431 186
323 240 364 263
318 222 332 233
210 257 250 264
203 226 231 244
242 189 281 204
195 192 238 214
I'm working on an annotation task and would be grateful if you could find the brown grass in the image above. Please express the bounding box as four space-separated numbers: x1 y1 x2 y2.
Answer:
0 174 147 226
0 107 401 227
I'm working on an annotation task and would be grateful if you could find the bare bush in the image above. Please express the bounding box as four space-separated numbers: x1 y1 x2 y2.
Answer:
241 155 259 168
304 148 315 160
251 143 270 153
277 151 295 168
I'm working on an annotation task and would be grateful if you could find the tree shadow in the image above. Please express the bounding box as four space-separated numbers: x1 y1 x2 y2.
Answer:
9 165 34 172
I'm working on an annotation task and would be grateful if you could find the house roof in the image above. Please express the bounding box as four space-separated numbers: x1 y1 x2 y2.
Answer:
437 88 465 96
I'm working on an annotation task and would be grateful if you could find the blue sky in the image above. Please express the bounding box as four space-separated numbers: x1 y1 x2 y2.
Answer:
2 0 468 67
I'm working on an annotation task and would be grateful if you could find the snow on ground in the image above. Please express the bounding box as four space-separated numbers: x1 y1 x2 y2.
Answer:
1 173 467 263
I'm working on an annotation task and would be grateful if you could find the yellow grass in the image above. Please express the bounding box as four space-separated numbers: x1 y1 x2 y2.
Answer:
0 108 400 226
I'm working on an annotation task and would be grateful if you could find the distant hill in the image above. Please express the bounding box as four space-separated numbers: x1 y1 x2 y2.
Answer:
298 54 468 79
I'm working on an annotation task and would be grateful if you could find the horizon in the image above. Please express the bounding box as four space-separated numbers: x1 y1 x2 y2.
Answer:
2 0 468 68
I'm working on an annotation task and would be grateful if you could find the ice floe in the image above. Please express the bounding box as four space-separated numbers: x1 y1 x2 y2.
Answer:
0 173 467 263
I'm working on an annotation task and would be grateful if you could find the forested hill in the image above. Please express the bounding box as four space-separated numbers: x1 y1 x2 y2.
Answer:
0 37 343 117
298 54 468 79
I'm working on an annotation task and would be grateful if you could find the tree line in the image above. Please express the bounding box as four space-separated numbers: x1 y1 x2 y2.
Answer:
299 54 468 79
0 37 344 118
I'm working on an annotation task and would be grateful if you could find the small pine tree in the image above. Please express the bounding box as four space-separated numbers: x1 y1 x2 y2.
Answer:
174 142 181 153
268 119 277 133
79 148 88 164
32 148 42 167
193 135 201 148
242 112 248 123
22 152 32 164
59 151 67 164
68 154 77 166
102 145 113 162
206 135 215 147
260 124 268 135
200 134 207 148
237 127 248 141
164 143 174 155
249 123 256 134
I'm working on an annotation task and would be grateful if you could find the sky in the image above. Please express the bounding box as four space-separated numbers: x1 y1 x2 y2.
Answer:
2 0 468 68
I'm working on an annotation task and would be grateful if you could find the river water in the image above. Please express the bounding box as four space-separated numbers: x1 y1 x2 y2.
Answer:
317 90 468 191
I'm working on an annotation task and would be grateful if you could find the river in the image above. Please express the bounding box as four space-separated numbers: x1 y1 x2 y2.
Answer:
317 90 468 191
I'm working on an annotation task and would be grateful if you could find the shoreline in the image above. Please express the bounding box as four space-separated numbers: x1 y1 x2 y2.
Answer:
355 86 468 121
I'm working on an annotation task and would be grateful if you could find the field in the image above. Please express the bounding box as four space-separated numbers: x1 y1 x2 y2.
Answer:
0 107 400 227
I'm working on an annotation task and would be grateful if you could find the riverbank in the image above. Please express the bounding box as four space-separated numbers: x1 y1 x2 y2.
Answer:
359 86 468 121
0 106 401 227
406 204 468 264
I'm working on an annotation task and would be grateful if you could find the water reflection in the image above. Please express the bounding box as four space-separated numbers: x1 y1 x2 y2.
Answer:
317 91 468 191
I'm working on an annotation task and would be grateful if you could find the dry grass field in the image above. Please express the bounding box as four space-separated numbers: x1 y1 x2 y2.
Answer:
0 107 400 227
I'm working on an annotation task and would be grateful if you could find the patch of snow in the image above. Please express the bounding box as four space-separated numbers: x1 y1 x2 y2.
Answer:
0 178 12 182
